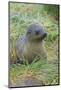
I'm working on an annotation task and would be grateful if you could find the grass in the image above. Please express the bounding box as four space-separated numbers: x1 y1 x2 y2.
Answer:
9 3 59 87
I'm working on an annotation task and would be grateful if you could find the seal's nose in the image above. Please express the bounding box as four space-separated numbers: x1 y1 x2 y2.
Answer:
43 32 47 38
41 32 47 39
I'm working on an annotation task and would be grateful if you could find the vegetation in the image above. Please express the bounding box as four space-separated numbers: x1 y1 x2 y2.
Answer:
9 3 59 87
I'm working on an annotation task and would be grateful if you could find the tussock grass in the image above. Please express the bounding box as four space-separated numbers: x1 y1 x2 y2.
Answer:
9 3 59 87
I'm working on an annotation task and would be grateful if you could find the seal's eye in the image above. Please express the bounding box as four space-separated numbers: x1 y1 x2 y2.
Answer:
35 30 40 35
27 31 31 34
27 30 32 34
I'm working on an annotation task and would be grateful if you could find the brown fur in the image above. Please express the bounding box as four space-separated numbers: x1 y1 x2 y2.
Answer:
16 23 47 64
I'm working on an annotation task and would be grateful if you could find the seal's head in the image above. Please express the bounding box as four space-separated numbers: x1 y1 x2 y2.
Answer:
26 23 47 42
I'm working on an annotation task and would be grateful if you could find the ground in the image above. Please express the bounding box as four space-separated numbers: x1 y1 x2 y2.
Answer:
9 3 59 87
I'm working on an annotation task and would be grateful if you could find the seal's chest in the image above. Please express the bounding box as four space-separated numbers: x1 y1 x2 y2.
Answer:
25 42 42 55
